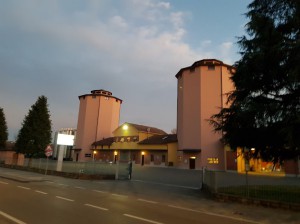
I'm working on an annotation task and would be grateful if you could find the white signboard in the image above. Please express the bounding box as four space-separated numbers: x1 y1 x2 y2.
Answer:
56 134 74 146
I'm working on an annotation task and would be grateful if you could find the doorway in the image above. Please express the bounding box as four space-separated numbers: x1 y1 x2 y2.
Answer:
189 157 196 169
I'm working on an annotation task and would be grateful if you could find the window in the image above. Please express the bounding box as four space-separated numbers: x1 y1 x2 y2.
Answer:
92 95 96 99
162 155 166 163
208 65 215 70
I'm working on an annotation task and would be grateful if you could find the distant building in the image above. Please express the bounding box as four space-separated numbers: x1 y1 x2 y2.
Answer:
73 90 122 161
92 122 177 166
0 141 24 165
53 128 76 160
176 59 235 170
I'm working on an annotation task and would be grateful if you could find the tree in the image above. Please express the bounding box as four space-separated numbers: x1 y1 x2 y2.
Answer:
0 108 8 149
211 0 300 163
15 96 52 157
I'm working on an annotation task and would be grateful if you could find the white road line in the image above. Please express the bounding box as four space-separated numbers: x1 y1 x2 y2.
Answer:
124 214 164 224
45 181 54 184
168 205 262 224
75 186 85 189
138 199 158 204
0 181 9 185
17 186 30 190
111 193 128 198
84 204 108 211
0 210 27 224
93 190 107 194
58 183 68 187
55 196 74 202
35 190 48 195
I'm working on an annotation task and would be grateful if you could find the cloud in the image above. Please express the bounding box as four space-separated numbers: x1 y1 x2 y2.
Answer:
0 0 241 139
0 0 200 138
219 41 234 64
109 16 128 29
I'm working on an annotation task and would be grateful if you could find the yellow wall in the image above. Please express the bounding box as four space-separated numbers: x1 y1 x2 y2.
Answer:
168 142 178 166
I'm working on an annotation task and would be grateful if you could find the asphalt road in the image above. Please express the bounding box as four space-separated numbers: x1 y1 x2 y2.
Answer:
0 168 299 224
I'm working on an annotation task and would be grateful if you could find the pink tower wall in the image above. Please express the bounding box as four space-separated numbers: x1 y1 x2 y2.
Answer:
74 91 121 161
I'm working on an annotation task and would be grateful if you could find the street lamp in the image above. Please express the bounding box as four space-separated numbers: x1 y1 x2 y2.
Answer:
114 151 118 163
93 150 97 161
141 151 145 166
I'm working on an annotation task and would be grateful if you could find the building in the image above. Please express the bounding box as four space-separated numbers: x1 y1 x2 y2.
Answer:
0 141 24 166
92 122 178 166
73 90 122 161
176 59 235 170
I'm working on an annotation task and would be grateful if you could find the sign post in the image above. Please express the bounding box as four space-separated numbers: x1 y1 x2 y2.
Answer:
44 145 53 175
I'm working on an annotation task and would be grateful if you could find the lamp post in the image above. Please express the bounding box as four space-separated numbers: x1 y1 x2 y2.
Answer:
114 151 118 164
114 151 119 180
93 150 97 161
141 151 145 166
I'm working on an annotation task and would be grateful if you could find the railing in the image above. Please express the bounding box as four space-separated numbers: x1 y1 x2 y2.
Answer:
203 169 300 206
1 157 130 179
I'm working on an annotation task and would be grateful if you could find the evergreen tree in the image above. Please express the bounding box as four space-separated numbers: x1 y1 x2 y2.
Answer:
211 0 300 163
15 96 52 157
0 108 8 149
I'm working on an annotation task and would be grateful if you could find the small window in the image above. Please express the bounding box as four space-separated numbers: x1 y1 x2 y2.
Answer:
92 95 96 99
208 65 215 70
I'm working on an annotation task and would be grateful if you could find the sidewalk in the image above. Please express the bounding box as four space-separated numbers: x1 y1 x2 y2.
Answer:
0 167 50 183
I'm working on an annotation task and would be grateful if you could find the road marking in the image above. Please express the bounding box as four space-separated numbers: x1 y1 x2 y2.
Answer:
75 186 85 189
0 181 9 185
0 210 27 224
58 183 68 187
84 204 108 211
138 199 158 204
124 214 164 224
35 190 48 195
168 205 262 224
93 190 107 194
111 193 128 198
55 196 74 202
17 186 30 190
45 181 54 183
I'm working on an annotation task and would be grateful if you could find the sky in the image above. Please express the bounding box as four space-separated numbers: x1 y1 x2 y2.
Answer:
0 0 251 141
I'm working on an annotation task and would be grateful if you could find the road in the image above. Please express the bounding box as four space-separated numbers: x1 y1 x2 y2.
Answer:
0 168 299 224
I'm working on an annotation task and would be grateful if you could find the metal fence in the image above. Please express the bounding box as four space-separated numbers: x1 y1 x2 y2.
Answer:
203 169 300 205
2 157 130 179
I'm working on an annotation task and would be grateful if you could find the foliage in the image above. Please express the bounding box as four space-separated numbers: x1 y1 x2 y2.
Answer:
15 96 52 157
210 0 300 163
0 108 8 149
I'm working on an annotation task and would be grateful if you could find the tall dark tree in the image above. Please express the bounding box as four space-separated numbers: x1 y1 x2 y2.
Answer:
15 96 52 157
211 0 300 163
0 108 8 149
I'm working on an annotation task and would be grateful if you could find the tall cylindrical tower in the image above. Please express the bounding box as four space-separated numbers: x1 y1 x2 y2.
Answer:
74 90 122 161
176 59 235 170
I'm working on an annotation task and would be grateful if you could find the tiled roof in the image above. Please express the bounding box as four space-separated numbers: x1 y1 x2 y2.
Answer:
126 123 167 135
138 134 177 145
92 137 115 146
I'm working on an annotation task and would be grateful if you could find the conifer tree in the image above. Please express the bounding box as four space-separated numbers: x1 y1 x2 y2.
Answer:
211 0 300 163
0 108 8 149
15 96 52 157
